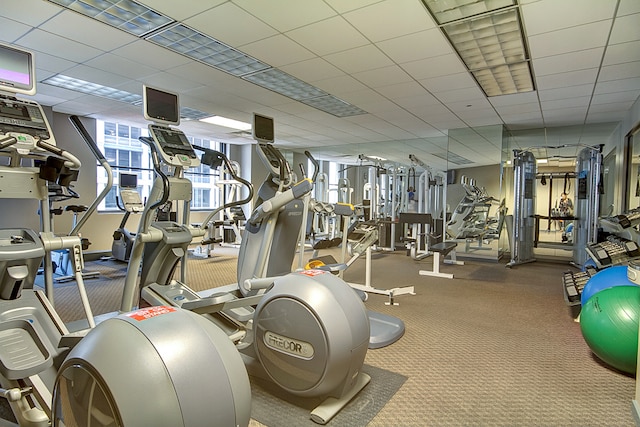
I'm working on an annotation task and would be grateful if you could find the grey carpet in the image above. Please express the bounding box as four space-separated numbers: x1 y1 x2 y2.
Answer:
34 247 638 426
250 364 406 427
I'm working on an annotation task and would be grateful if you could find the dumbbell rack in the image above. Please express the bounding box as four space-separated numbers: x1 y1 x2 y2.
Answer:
562 267 598 306
585 235 640 269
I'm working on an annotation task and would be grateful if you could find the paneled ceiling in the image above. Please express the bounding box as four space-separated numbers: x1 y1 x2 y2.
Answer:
1 0 638 171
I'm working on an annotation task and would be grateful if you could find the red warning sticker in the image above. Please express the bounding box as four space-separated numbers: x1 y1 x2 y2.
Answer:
126 306 177 321
298 269 326 277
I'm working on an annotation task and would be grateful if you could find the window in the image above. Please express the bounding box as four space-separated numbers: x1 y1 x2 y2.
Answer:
96 120 224 212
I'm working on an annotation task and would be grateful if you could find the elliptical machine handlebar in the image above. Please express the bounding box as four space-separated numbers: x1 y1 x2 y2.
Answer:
139 136 171 215
193 145 254 230
305 150 319 183
67 116 113 236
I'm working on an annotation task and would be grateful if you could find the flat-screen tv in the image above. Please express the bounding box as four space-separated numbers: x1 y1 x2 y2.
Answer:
252 113 274 143
143 84 180 126
0 42 36 96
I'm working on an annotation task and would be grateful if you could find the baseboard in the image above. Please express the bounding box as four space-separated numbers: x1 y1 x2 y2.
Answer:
632 400 640 426
84 250 112 261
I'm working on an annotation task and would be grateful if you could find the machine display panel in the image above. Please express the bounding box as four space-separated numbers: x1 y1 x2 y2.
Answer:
253 113 274 143
143 85 180 126
0 43 35 96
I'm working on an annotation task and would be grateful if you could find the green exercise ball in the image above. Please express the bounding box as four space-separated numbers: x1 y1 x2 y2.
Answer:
580 285 640 374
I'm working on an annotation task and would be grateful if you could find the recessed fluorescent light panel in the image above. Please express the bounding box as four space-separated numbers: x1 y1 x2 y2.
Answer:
147 24 270 77
46 0 368 118
421 0 534 97
179 106 211 121
41 74 211 121
42 74 143 104
46 0 173 36
199 116 251 130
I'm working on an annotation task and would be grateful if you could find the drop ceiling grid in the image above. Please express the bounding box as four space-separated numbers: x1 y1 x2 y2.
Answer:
0 16 36 43
184 2 278 48
139 0 225 22
39 10 137 52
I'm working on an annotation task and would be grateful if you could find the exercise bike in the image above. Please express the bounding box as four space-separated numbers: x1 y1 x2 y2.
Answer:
125 102 370 424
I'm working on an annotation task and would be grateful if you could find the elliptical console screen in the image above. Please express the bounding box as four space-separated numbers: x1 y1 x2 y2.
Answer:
253 113 274 143
0 42 35 96
148 125 199 168
143 85 180 126
0 43 50 141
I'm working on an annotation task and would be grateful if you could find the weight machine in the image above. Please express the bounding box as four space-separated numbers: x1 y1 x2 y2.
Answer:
507 145 603 268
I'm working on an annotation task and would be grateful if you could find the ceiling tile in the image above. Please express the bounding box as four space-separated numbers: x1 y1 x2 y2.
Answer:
592 90 640 105
185 2 278 47
541 96 592 110
39 10 137 52
609 13 640 44
532 48 605 77
494 102 541 114
323 0 383 14
286 16 369 56
63 64 137 87
164 61 229 86
139 0 224 21
603 40 640 65
419 72 477 93
538 84 594 101
0 17 33 43
16 29 103 64
236 0 336 32
435 87 487 103
2 0 62 27
352 65 413 88
376 81 431 100
401 54 466 80
618 0 640 16
489 91 540 106
325 45 394 74
312 74 368 95
536 68 600 90
394 91 442 109
594 77 640 94
522 0 617 36
240 35 315 67
528 20 612 58
343 0 435 42
142 72 204 92
111 40 191 70
598 61 640 82
377 28 451 63
31 52 76 75
588 101 636 114
282 58 344 82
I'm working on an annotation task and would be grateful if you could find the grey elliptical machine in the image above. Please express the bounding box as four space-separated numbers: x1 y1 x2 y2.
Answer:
128 98 371 424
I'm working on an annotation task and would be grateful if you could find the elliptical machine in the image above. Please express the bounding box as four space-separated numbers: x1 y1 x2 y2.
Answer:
127 99 371 424
0 43 251 427
112 172 144 262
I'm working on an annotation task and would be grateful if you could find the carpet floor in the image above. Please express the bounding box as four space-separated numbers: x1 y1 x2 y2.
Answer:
38 247 637 426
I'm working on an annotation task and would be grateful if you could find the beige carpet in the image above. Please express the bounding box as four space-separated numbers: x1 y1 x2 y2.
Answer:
40 247 637 426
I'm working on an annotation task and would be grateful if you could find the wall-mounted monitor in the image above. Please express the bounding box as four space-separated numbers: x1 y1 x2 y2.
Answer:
252 113 274 143
0 42 36 96
143 84 180 126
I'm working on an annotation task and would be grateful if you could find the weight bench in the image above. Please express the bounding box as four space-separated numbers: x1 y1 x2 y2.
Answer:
418 241 464 279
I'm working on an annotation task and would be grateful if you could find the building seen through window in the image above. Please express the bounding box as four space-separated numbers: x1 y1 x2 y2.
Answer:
96 120 222 212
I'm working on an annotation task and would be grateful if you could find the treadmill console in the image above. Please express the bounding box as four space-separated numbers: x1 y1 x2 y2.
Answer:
148 124 200 168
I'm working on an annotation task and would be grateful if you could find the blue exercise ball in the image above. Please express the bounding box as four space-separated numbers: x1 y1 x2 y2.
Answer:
580 265 636 305
580 285 640 374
